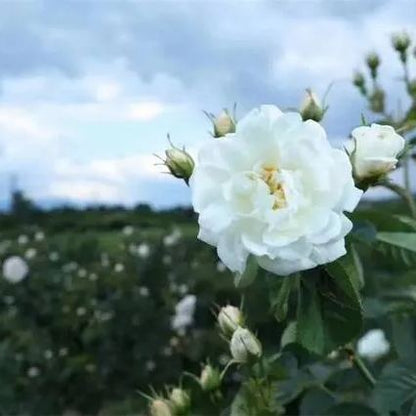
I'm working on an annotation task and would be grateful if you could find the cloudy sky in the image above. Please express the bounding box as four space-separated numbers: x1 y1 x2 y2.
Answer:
0 0 415 209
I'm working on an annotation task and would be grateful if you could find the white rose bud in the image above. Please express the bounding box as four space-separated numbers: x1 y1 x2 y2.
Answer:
213 110 236 137
218 305 244 336
164 147 194 184
149 399 172 416
2 256 29 283
169 388 190 414
347 123 405 182
300 89 324 122
158 135 194 185
205 109 236 138
200 364 221 391
230 327 262 363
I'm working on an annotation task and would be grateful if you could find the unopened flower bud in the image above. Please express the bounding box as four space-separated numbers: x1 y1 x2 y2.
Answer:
353 71 367 95
347 123 405 183
366 52 380 79
200 364 221 391
169 388 190 414
230 327 262 363
149 399 172 416
300 89 324 122
206 109 236 138
218 305 244 336
392 32 411 54
160 136 194 184
369 88 385 114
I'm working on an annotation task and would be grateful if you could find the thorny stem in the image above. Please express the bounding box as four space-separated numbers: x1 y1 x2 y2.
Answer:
344 347 376 387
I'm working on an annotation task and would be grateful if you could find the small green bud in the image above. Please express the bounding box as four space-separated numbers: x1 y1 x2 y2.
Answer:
366 52 380 79
169 388 190 414
206 109 236 138
159 136 194 184
230 327 262 363
200 364 221 391
353 71 365 88
149 399 172 416
369 88 385 113
300 89 324 122
218 305 244 336
392 31 411 54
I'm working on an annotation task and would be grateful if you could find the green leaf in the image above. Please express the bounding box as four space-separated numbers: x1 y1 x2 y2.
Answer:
391 316 416 364
299 388 335 415
296 277 325 355
281 322 297 348
296 262 363 355
377 232 416 253
375 232 416 268
270 275 298 322
373 361 416 413
234 255 258 289
324 403 377 415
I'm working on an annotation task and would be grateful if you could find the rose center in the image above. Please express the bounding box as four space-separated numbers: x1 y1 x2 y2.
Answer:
260 165 287 210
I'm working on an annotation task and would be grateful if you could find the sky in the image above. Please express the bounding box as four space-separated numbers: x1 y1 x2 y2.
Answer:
0 0 415 209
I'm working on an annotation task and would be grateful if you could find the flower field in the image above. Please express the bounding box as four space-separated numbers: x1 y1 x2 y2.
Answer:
0 198 415 415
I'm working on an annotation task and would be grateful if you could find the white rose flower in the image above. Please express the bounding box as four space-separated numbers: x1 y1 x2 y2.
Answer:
2 256 29 283
348 123 405 180
171 294 196 331
357 328 390 361
230 327 262 362
190 105 362 276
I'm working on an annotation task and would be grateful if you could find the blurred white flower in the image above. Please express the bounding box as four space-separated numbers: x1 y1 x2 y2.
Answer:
191 105 362 275
24 248 37 260
137 243 150 258
59 347 68 357
357 329 390 361
100 253 110 267
49 251 60 262
114 263 124 273
76 307 87 317
27 366 40 378
44 350 53 360
216 261 226 273
17 235 29 245
171 294 196 331
163 229 182 247
122 225 134 236
178 284 188 295
162 346 173 356
3 256 29 283
78 268 87 278
63 262 78 273
85 363 96 373
347 124 405 180
89 273 98 281
145 360 156 371
139 286 150 297
163 255 172 265
34 231 45 242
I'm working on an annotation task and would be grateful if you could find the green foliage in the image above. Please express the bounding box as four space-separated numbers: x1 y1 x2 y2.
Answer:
295 257 363 355
373 361 416 414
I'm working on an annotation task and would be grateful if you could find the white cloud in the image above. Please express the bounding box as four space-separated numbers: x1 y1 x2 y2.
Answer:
127 101 165 121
